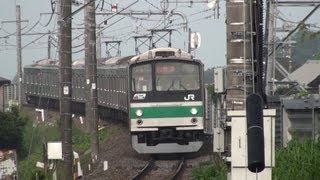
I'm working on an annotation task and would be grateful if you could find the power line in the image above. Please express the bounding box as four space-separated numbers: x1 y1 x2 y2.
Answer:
268 3 320 57
43 0 56 27
22 33 47 49
144 0 162 11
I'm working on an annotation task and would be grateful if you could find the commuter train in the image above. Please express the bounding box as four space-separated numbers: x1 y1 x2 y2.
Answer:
24 47 205 154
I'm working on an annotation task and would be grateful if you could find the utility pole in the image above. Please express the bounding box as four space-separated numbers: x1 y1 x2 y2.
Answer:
59 0 73 178
222 0 268 178
96 31 101 59
224 0 265 172
266 2 276 96
48 31 51 59
85 0 99 161
226 1 254 111
16 5 22 108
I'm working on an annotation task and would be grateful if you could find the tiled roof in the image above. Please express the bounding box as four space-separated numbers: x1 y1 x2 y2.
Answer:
282 60 320 88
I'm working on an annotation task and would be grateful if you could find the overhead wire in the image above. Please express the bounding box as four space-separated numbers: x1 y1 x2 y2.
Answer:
100 0 105 11
72 48 85 54
0 22 29 38
144 0 162 11
22 19 41 34
43 0 56 27
22 33 47 49
103 25 133 34
166 13 213 29
277 15 320 29
72 42 85 49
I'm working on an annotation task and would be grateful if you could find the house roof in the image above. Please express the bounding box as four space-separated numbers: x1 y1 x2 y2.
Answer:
276 57 300 80
0 76 10 86
282 60 320 88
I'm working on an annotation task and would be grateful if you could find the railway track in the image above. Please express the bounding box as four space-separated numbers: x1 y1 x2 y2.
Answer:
132 156 185 180
171 157 185 180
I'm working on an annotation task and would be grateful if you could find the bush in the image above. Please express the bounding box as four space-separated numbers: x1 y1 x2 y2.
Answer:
273 140 320 180
72 126 112 153
191 161 227 180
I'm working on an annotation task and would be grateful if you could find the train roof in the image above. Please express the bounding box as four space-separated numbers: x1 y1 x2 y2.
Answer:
101 56 133 66
130 47 193 63
25 57 116 68
25 48 195 69
30 59 59 67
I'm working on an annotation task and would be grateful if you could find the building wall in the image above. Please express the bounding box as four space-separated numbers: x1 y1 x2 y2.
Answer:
3 84 16 111
281 96 320 146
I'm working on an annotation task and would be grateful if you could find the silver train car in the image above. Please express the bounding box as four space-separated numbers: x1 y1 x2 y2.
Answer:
24 47 205 154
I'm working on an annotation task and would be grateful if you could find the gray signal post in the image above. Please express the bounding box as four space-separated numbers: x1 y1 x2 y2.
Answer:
1 5 28 108
84 0 99 162
59 0 73 178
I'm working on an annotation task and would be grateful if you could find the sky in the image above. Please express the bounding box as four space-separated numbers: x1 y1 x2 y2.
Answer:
0 0 226 79
0 0 319 80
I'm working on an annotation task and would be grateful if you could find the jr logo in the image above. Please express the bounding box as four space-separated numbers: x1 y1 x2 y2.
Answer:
184 94 195 101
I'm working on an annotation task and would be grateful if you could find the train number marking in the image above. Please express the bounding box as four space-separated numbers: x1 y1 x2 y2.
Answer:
184 94 195 101
133 93 146 100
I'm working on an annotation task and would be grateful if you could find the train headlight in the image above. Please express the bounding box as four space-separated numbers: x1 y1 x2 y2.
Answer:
190 108 198 115
136 109 143 117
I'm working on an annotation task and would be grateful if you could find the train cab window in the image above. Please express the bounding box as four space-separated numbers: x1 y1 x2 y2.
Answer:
156 62 200 91
131 64 152 92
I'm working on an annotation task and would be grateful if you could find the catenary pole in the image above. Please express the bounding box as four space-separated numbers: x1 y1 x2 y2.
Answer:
85 0 99 161
16 5 22 108
59 0 73 178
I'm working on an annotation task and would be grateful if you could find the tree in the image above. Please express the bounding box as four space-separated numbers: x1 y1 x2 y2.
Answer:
0 106 28 158
204 67 214 84
292 25 320 65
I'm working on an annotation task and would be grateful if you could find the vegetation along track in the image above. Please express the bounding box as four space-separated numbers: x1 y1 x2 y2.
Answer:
132 156 185 180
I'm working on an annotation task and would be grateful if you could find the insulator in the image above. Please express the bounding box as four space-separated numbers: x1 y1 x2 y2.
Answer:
246 93 265 173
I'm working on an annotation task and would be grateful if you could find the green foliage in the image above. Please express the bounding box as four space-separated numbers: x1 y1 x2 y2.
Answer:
20 122 105 179
204 67 222 104
72 127 112 153
207 84 219 103
204 67 214 84
19 121 61 179
0 106 28 158
72 127 91 153
273 140 320 180
274 86 299 96
191 161 227 180
294 90 310 99
19 149 45 180
98 127 112 141
18 112 112 179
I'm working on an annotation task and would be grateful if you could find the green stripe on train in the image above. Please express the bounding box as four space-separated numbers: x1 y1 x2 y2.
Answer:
130 105 203 119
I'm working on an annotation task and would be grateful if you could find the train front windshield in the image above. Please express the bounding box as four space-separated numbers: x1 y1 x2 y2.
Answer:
155 62 200 91
131 64 152 92
131 61 200 92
